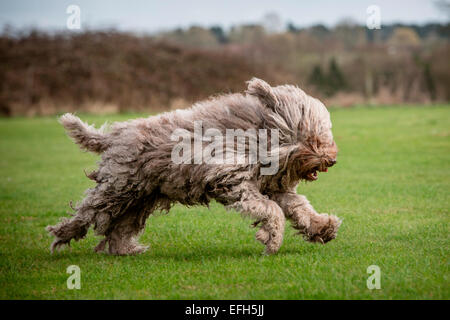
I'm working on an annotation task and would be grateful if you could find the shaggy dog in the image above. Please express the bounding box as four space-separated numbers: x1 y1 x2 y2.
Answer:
47 78 341 255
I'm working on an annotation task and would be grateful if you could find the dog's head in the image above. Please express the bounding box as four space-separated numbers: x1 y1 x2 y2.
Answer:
246 78 338 182
293 138 338 181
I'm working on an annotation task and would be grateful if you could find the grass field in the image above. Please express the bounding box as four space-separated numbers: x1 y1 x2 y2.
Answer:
0 105 449 299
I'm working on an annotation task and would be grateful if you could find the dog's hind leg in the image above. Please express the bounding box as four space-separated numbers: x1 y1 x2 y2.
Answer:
47 182 123 253
104 212 149 255
226 182 286 255
101 196 159 255
46 188 99 253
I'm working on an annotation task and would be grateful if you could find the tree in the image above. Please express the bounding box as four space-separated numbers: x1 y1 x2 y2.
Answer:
423 62 436 101
229 24 265 43
327 58 346 96
209 26 228 44
388 27 421 49
308 65 325 89
287 22 300 33
308 24 330 40
262 12 283 33
308 59 347 97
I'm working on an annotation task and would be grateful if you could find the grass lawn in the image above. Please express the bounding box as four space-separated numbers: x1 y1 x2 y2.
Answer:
0 105 449 299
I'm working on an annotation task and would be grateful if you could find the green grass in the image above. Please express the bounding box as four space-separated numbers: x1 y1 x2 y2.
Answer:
0 105 449 299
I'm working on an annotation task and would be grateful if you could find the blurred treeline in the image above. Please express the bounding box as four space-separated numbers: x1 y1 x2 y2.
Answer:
0 21 449 116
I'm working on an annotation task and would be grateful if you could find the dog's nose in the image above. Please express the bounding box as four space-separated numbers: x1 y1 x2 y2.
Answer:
329 159 337 166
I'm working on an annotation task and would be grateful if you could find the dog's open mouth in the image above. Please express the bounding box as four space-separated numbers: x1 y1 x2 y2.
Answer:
306 167 328 181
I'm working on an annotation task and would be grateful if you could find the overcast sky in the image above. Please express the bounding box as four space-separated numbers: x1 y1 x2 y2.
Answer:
0 0 448 33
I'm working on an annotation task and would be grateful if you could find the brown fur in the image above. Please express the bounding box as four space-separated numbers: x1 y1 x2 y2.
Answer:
47 78 341 255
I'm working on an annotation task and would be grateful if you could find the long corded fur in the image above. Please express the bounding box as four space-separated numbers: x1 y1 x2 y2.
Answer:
47 78 341 255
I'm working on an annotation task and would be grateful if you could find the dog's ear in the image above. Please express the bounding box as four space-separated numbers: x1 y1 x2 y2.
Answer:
246 78 278 110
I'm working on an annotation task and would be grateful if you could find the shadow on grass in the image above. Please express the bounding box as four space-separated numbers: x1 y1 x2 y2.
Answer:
43 240 321 263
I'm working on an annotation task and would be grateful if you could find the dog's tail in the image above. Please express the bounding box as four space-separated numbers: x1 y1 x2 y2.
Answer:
59 113 109 154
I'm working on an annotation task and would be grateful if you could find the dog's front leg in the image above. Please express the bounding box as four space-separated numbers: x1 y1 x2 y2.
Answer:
227 183 285 255
272 192 342 244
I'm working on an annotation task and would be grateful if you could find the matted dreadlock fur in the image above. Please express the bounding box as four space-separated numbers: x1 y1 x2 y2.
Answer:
47 78 341 255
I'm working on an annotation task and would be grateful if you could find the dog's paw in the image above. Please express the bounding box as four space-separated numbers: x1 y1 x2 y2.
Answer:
108 240 149 255
131 244 149 255
49 237 71 254
256 227 283 255
305 213 342 244
263 245 279 255
94 238 107 253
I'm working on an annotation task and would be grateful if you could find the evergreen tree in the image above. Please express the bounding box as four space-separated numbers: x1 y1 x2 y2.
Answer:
326 58 346 96
209 26 228 44
423 62 436 101
308 65 325 90
287 22 300 33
